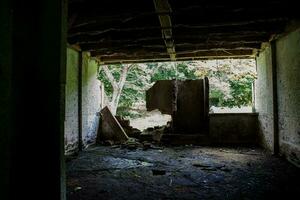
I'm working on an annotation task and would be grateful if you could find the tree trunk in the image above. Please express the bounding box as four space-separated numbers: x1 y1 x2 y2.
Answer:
102 64 132 115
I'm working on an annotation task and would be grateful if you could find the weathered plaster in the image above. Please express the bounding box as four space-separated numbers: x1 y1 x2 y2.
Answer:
82 52 102 147
255 27 300 167
255 45 274 151
276 28 300 167
64 49 102 154
64 48 79 154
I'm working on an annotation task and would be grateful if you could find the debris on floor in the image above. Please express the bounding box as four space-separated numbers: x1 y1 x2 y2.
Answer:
121 137 141 150
67 146 300 200
139 125 167 143
115 115 142 138
98 107 173 150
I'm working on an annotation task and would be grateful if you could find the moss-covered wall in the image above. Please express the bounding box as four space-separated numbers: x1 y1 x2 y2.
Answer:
82 52 101 147
64 48 79 154
64 49 102 154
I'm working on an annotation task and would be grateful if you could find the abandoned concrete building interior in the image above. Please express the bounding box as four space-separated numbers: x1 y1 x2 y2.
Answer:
1 0 300 199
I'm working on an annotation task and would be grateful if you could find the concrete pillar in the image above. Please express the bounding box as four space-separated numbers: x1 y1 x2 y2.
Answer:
81 53 101 146
0 0 67 199
65 48 80 154
270 41 279 154
255 45 275 152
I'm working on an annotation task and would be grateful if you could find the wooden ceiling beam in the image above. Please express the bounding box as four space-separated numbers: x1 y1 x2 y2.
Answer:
92 49 255 64
68 21 283 44
153 0 176 61
67 0 293 62
74 32 271 46
68 14 160 34
85 41 261 54
68 18 286 37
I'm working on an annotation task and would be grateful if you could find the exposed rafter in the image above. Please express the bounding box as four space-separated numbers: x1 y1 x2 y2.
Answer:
93 49 255 64
67 0 296 63
153 0 176 61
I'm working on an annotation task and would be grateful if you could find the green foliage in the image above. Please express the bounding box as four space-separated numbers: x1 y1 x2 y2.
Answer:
223 75 254 107
98 64 123 101
151 62 197 82
98 59 257 118
194 59 256 108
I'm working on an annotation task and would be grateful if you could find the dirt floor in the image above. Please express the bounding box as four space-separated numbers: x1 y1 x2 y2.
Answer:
67 145 300 200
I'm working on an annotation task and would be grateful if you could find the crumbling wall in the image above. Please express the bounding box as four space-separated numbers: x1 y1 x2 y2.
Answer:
146 79 209 134
173 79 209 134
276 28 300 167
146 80 176 115
64 48 79 154
81 52 102 147
255 45 274 150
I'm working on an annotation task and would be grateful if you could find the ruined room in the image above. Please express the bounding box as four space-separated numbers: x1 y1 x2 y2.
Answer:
0 0 300 200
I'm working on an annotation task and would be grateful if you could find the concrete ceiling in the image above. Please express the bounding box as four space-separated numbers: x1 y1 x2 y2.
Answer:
68 0 298 63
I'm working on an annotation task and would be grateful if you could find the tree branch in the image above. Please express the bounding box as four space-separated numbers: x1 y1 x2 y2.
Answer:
101 65 118 89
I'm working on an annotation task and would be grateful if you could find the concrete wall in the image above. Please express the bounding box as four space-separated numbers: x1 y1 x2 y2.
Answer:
255 45 274 150
209 113 258 145
64 49 102 154
255 27 300 167
276 28 300 167
64 48 79 154
82 52 102 147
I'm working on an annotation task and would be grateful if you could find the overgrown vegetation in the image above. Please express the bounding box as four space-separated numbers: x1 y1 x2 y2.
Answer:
98 59 256 118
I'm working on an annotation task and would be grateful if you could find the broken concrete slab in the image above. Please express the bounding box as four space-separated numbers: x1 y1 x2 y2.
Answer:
140 125 167 143
115 115 142 138
172 78 209 134
97 106 129 143
146 80 177 115
146 78 209 135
